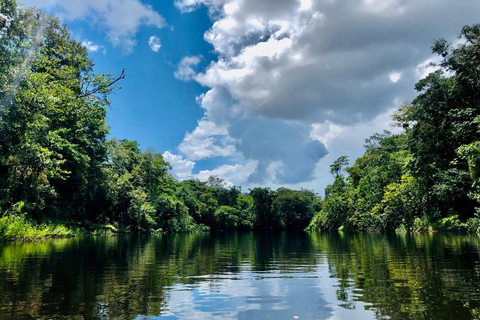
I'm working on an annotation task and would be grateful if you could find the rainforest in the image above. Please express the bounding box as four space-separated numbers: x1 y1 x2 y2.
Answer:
1 0 480 241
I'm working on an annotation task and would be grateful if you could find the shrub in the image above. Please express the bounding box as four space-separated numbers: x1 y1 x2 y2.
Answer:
0 202 75 240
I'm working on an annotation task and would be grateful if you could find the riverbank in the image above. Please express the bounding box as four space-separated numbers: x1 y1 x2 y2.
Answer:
2 213 479 243
0 210 125 241
0 213 75 241
307 212 480 234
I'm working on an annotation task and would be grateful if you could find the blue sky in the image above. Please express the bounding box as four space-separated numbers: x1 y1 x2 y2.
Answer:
21 0 480 193
62 3 214 155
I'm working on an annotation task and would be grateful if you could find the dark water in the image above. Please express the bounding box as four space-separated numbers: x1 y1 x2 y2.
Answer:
1 232 480 320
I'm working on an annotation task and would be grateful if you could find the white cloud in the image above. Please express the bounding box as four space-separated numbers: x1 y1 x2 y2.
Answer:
178 120 237 161
172 0 479 189
415 58 441 80
163 151 195 180
174 56 202 81
163 150 257 187
299 0 313 11
177 0 478 124
309 108 402 193
389 71 402 83
21 0 166 52
81 40 101 52
195 161 257 187
310 121 344 148
229 117 328 184
363 0 406 15
174 0 226 14
148 35 161 52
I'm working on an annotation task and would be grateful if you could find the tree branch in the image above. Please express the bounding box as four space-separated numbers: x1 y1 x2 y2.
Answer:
78 69 126 98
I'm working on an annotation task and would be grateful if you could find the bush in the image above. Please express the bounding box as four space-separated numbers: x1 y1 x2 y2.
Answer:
0 202 75 240
466 213 480 233
412 215 435 232
411 214 466 232
434 215 466 232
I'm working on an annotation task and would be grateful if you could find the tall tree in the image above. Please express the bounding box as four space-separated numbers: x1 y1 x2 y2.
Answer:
394 24 480 218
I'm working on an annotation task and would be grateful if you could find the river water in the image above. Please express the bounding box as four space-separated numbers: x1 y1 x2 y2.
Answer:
1 232 480 319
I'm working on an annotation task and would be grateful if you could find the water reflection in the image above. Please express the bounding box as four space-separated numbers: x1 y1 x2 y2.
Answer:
1 232 480 319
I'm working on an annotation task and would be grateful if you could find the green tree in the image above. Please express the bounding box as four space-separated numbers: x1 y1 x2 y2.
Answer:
250 187 275 228
0 6 117 221
330 156 349 178
272 188 320 229
394 25 480 218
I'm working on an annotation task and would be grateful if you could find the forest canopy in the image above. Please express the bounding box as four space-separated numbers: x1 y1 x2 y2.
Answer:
309 24 480 233
1 0 480 238
0 0 320 238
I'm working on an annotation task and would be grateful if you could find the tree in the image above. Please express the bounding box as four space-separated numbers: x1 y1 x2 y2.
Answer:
371 176 425 230
330 156 349 178
0 7 121 220
250 187 275 228
272 188 320 229
393 24 480 218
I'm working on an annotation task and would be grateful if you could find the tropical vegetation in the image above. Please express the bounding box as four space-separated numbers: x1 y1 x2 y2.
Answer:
1 0 480 239
308 24 480 232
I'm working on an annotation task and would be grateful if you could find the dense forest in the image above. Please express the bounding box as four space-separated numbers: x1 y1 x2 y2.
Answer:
0 0 321 239
308 24 480 233
0 0 480 239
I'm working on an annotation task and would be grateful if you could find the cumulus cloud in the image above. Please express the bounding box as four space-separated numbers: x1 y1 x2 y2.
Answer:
173 0 479 188
229 118 328 183
389 72 402 83
310 121 344 149
174 56 202 81
174 0 225 14
195 161 257 187
148 35 161 52
178 119 237 161
184 0 479 124
415 58 441 80
81 40 102 52
163 150 256 187
21 0 166 52
309 108 402 193
163 151 195 180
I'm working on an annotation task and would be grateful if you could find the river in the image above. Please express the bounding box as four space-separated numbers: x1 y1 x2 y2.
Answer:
1 232 480 319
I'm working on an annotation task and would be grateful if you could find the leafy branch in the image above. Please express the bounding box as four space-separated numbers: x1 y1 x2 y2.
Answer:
78 68 126 98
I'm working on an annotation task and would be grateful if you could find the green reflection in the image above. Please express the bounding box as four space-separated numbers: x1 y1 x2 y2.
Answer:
308 232 480 319
1 232 480 319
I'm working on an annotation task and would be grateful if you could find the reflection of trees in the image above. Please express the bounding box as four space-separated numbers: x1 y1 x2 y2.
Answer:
2 233 480 319
308 232 480 319
0 232 319 319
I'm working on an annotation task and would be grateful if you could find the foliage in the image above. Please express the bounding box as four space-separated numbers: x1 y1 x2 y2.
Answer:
329 156 349 178
307 194 351 231
2 0 480 238
465 214 480 233
0 202 74 240
372 175 425 230
310 24 480 233
393 24 480 218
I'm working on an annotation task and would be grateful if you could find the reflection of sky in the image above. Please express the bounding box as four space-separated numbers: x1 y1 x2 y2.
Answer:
134 260 376 320
318 265 376 320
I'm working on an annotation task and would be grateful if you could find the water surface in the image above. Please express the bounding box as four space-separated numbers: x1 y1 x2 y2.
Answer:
1 232 480 319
